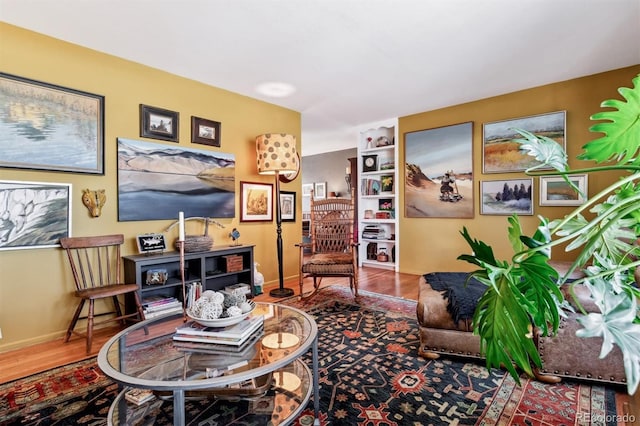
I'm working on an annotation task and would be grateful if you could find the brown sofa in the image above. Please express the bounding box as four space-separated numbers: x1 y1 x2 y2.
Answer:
416 267 628 386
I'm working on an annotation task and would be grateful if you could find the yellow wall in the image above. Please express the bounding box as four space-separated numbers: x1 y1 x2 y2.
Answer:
398 65 640 275
0 23 302 351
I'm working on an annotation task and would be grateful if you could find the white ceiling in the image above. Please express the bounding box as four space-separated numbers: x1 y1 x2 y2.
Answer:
1 0 639 156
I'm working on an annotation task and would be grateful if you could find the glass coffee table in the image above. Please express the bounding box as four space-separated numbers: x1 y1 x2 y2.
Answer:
98 302 319 425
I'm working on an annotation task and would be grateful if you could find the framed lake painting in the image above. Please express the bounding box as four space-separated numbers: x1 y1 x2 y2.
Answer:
404 122 474 218
0 180 72 251
482 111 565 173
0 73 104 174
117 138 235 221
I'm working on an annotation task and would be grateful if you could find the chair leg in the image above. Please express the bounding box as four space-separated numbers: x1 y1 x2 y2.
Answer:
65 299 85 343
112 295 126 326
133 291 146 321
86 299 95 354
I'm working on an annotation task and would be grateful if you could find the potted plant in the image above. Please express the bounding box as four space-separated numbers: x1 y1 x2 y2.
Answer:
459 74 640 394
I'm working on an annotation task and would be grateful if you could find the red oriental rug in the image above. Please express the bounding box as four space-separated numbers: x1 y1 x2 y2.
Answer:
0 285 631 425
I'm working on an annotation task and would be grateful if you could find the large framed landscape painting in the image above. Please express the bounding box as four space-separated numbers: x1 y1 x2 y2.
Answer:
0 73 104 174
482 111 565 173
480 178 533 215
117 138 235 221
0 180 71 251
404 122 474 218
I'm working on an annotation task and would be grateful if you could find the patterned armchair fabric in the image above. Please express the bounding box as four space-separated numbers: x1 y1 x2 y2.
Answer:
298 190 358 298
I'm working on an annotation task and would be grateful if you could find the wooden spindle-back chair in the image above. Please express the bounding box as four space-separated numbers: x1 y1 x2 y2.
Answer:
60 234 145 354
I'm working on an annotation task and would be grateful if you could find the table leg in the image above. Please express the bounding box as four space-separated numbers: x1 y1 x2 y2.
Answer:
313 335 320 426
173 389 185 425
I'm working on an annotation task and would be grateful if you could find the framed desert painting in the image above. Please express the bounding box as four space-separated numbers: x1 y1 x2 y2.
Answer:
480 178 533 215
404 122 474 218
482 111 566 173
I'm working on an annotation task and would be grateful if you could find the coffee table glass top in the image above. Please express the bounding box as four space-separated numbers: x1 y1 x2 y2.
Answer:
98 303 317 391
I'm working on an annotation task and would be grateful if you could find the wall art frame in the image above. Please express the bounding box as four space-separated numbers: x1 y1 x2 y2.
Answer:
0 180 72 251
191 116 221 147
314 182 327 199
0 72 105 174
140 104 179 142
482 110 566 173
136 233 167 254
117 138 235 221
480 178 534 215
280 190 296 222
302 183 313 197
240 181 273 222
539 174 588 206
404 121 474 218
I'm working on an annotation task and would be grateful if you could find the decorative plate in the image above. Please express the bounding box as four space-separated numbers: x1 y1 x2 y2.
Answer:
187 300 256 327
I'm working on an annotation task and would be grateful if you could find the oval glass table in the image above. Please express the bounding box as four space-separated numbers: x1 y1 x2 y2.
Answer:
98 303 319 425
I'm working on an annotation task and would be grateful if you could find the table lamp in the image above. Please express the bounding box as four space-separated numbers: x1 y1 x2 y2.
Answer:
256 133 298 297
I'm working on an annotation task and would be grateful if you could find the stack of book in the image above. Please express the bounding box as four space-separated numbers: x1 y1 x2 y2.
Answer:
173 314 264 354
142 296 183 319
124 388 155 405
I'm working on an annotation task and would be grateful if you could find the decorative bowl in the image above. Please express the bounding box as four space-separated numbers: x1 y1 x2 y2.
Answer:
187 301 256 327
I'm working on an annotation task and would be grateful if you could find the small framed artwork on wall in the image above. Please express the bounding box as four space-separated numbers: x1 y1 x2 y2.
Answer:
140 104 179 142
191 116 221 147
539 174 588 206
280 191 296 222
480 178 533 215
240 181 273 222
314 182 327 199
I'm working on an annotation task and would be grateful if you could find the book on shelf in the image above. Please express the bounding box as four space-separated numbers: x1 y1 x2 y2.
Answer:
143 299 182 313
173 316 263 346
143 305 183 319
175 314 264 339
174 326 264 355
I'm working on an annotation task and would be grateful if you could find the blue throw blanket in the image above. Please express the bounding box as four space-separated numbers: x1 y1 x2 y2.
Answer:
423 272 486 324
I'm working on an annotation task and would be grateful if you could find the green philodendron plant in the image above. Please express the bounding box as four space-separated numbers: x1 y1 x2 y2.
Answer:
459 74 640 394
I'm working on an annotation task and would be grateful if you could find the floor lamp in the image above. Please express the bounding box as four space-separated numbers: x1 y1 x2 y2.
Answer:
256 133 298 298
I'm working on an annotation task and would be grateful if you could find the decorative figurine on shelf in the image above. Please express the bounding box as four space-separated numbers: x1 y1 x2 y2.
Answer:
366 136 373 149
229 228 241 246
253 262 264 295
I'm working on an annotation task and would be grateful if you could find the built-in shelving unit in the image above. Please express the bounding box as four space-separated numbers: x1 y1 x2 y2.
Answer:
357 119 399 271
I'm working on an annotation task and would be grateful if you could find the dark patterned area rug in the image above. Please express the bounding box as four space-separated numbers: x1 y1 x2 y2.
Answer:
0 286 628 425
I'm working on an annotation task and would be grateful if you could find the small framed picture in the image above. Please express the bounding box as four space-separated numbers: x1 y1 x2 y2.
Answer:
480 178 533 215
302 183 313 197
362 155 378 172
240 181 273 222
379 198 393 211
280 191 296 222
314 182 327 199
191 116 221 147
381 175 394 192
136 233 167 254
539 174 588 206
140 104 179 142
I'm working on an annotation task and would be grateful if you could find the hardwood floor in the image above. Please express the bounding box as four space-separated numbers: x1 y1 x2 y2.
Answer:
2 267 638 421
0 266 418 384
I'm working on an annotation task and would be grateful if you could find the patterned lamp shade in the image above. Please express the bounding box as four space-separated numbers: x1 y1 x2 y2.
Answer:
256 133 298 174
